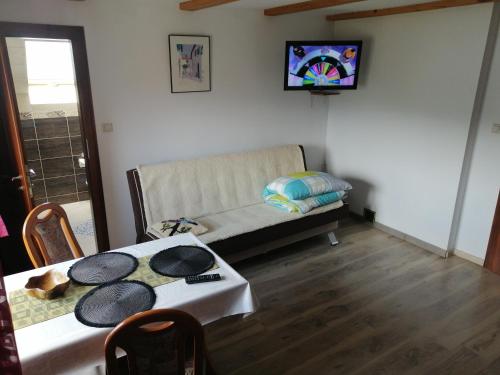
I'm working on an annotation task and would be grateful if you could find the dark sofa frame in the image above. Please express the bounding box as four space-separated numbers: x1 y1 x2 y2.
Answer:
126 146 349 261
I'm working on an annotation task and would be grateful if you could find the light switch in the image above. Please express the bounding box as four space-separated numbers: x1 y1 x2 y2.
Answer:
102 123 113 133
492 124 500 134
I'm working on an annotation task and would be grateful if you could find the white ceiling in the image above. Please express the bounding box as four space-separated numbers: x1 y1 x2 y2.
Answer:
223 0 448 16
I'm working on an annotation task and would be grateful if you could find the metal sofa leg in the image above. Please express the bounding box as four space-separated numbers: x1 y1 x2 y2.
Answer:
328 232 339 246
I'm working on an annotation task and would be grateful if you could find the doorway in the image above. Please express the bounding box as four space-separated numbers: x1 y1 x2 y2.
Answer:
0 22 109 274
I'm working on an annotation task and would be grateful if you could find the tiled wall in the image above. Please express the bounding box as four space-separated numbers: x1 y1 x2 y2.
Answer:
20 115 89 205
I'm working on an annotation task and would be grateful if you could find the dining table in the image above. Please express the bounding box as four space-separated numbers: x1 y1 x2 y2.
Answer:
4 233 258 375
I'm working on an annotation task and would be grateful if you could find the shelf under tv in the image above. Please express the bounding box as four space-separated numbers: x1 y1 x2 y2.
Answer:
309 90 341 96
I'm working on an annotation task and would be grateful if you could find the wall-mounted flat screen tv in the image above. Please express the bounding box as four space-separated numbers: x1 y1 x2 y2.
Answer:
284 41 362 91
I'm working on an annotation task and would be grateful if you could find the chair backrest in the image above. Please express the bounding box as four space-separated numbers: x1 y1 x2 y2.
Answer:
105 309 214 375
22 203 84 268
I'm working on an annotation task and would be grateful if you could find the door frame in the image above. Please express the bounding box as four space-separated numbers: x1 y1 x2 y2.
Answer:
484 189 500 274
0 21 110 252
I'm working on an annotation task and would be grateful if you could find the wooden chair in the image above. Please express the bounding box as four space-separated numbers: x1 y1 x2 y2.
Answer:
105 309 216 375
22 203 84 268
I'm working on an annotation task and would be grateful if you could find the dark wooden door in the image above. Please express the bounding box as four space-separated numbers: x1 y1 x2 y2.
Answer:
0 22 110 274
0 103 33 274
484 190 500 274
0 37 34 273
0 38 33 213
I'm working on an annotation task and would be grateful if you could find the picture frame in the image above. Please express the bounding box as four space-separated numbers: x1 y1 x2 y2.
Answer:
168 34 211 93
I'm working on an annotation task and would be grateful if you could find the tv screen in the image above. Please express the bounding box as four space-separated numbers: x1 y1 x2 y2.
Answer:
284 41 362 91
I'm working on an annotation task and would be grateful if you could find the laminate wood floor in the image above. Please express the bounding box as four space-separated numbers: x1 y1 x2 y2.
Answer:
205 220 500 375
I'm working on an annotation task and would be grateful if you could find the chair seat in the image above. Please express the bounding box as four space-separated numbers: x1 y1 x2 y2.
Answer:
196 200 344 244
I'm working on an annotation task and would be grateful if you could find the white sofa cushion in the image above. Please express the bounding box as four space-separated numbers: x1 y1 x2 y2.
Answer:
137 145 306 226
197 200 343 244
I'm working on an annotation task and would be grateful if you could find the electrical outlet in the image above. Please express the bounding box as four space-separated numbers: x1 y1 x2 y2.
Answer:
364 208 376 223
102 123 113 133
492 123 500 134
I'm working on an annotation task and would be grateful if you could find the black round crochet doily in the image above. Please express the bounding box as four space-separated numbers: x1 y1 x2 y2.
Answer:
74 280 156 328
68 252 138 285
149 245 215 277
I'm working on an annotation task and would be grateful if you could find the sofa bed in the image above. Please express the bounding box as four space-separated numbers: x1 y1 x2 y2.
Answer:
127 145 349 263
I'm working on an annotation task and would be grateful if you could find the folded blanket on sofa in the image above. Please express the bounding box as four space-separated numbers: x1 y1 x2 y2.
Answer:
263 171 352 201
264 191 345 214
147 218 208 238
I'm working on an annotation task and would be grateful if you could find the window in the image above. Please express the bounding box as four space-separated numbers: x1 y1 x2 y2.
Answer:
25 39 77 105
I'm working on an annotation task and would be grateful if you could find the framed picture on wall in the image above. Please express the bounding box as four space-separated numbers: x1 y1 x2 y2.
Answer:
168 34 211 93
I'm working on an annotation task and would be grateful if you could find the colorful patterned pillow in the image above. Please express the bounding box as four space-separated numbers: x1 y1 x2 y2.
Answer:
263 171 351 200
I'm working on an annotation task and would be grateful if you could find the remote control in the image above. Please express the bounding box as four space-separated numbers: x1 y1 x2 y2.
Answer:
185 274 222 284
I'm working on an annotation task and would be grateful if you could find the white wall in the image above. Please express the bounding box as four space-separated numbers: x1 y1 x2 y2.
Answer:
455 8 500 259
0 0 331 248
325 4 493 250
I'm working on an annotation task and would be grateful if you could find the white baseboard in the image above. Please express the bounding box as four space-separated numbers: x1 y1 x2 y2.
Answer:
452 250 485 266
352 213 484 265
372 221 449 258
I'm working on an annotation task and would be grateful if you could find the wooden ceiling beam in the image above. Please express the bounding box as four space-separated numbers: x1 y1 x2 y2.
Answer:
264 0 366 16
326 0 494 21
179 0 239 11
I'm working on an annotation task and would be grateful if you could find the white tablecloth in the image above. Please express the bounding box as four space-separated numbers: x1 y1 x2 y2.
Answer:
5 233 258 375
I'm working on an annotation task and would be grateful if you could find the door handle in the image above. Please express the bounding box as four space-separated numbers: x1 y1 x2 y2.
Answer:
11 176 25 191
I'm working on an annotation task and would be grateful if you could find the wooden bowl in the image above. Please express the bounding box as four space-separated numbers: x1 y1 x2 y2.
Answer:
25 270 70 300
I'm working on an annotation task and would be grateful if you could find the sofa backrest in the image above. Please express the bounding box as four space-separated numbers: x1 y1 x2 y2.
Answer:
136 145 306 225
